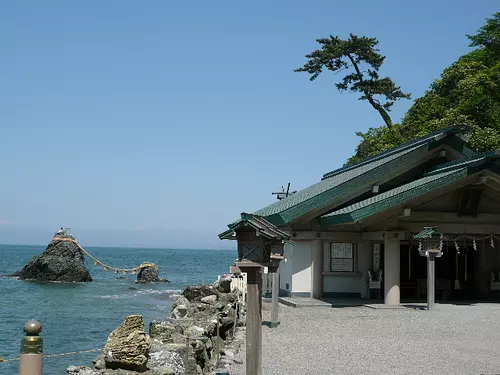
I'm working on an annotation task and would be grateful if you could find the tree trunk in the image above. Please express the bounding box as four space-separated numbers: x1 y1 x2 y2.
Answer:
347 54 393 129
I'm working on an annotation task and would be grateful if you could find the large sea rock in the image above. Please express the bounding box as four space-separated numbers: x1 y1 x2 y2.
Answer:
12 231 92 282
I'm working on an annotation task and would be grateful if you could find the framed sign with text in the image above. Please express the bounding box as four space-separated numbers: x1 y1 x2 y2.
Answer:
330 243 354 272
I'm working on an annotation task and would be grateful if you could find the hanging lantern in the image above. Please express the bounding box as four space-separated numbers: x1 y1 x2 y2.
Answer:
94 260 99 266
103 266 108 271
132 269 137 275
219 213 290 266
414 227 443 258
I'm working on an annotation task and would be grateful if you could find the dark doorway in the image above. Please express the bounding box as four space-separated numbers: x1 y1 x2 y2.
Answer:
400 242 477 301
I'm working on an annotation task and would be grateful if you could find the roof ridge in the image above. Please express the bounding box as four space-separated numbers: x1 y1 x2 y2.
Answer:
423 150 500 176
323 168 462 217
322 126 466 180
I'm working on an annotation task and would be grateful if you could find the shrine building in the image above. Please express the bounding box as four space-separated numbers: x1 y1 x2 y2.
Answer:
221 126 500 305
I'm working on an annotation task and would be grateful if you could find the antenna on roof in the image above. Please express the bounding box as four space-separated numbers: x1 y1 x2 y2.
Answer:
272 183 297 200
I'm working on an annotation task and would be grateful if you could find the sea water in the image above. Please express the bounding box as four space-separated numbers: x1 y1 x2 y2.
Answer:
0 244 236 375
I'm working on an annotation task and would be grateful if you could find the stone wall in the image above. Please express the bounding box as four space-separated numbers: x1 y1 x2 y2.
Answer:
67 276 246 375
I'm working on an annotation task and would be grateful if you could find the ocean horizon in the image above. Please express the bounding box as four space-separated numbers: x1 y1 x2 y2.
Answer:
0 244 236 375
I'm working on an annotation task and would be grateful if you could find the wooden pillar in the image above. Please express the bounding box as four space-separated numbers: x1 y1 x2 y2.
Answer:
238 264 262 375
271 266 280 328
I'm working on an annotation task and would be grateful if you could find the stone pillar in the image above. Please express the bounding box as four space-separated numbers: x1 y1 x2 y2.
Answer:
311 240 323 299
384 237 400 305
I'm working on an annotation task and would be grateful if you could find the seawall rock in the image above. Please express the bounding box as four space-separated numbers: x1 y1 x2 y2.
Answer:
181 285 218 302
103 315 151 372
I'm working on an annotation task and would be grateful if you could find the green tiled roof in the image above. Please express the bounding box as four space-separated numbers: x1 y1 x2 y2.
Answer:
219 213 291 241
320 168 469 226
253 144 429 224
413 227 443 239
321 126 466 180
425 150 500 176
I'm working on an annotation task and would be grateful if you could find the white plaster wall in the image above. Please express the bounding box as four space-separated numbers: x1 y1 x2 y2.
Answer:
291 241 312 293
322 241 371 297
280 242 293 293
323 276 364 294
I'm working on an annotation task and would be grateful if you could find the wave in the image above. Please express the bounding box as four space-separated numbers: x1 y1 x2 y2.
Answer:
95 288 182 300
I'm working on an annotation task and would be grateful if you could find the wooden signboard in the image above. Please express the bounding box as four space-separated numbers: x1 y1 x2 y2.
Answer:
331 243 354 272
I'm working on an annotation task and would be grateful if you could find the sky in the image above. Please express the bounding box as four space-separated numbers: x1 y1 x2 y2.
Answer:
0 1 498 248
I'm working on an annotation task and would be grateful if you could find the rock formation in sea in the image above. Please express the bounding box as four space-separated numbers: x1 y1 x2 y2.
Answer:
12 229 92 282
67 275 246 375
136 265 169 284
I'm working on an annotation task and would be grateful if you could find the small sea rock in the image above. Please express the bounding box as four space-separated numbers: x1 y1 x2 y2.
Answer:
136 266 160 283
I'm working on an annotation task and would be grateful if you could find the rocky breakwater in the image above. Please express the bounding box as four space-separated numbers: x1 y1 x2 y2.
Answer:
12 231 92 282
67 276 246 375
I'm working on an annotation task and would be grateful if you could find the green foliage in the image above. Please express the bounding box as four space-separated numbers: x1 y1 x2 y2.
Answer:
347 12 500 164
295 33 410 128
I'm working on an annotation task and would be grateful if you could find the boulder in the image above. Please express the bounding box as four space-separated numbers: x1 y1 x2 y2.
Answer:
213 276 232 294
137 266 169 284
149 321 177 343
12 231 92 282
201 295 217 305
171 304 188 319
67 366 103 375
103 315 151 372
172 295 191 310
182 284 218 302
148 341 185 375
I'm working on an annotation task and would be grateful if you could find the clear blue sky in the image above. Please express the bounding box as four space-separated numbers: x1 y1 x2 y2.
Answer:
1 1 497 248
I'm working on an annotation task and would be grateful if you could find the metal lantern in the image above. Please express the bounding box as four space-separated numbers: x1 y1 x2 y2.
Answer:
414 226 444 311
417 227 443 258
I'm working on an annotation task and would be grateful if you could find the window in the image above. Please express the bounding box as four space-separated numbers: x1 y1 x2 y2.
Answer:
330 242 356 272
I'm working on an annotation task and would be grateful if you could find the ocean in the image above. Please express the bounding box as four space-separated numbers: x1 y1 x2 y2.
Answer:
0 244 236 375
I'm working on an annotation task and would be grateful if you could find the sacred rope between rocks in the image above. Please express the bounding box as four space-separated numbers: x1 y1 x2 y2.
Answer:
53 236 157 275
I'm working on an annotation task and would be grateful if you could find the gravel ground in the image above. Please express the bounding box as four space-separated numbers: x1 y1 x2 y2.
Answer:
228 302 500 375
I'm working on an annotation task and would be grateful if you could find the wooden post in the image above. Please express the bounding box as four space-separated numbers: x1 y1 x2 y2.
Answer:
271 266 280 328
19 320 43 375
258 271 263 317
184 337 190 374
238 265 262 375
215 316 220 362
233 301 239 338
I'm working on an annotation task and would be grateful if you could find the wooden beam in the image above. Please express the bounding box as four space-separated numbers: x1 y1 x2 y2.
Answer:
289 231 390 241
402 222 500 235
401 211 500 224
